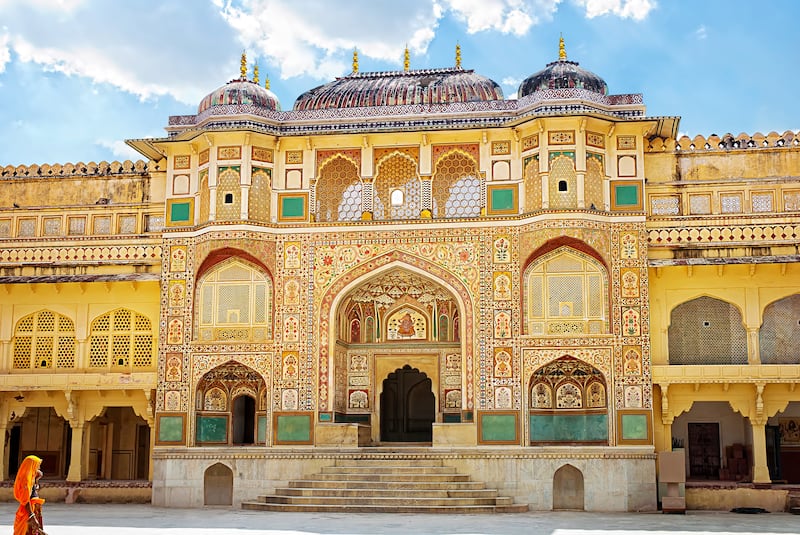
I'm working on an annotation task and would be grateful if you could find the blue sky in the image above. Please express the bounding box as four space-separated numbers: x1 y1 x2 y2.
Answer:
0 0 797 166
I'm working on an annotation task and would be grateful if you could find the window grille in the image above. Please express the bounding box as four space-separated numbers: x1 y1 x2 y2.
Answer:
88 309 154 369
197 259 273 341
432 152 480 218
12 311 76 369
374 155 420 220
760 294 800 364
316 157 361 222
668 296 748 364
523 248 608 335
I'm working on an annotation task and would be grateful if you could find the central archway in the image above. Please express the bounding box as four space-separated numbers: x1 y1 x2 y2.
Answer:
380 365 435 442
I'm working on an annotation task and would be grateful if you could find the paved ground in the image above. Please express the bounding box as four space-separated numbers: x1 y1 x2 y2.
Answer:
0 503 798 535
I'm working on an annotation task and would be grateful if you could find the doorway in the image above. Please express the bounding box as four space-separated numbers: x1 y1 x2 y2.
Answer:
380 365 435 442
688 422 721 479
232 396 255 445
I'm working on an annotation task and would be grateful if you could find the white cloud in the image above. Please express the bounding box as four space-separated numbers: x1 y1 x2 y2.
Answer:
0 33 9 73
502 76 521 86
445 0 563 36
0 1 237 105
575 0 656 20
95 138 142 161
216 0 444 79
695 25 707 40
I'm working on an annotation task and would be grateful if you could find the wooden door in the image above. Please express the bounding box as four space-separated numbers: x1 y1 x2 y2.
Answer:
688 422 720 479
380 365 435 442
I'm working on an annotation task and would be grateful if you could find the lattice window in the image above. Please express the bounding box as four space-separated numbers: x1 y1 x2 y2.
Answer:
12 311 76 369
215 168 241 221
760 294 800 364
316 157 361 222
248 168 272 223
199 171 210 223
197 258 273 340
523 248 609 335
432 152 480 218
668 296 748 364
548 156 577 209
374 154 420 220
89 309 154 369
585 157 604 210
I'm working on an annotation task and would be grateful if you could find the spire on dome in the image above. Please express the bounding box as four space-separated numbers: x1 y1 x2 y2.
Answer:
455 43 462 69
253 63 259 84
265 75 270 90
404 45 409 72
559 35 567 61
353 49 359 73
240 51 247 78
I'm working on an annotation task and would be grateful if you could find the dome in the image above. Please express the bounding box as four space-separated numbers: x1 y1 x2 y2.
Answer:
197 78 281 115
293 68 503 111
518 38 608 99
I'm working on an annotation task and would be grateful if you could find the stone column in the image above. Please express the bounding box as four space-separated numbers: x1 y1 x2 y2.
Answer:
746 328 761 365
750 418 771 485
66 422 85 482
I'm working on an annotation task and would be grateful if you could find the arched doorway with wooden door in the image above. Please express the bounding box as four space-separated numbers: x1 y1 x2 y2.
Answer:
323 258 472 445
380 364 435 442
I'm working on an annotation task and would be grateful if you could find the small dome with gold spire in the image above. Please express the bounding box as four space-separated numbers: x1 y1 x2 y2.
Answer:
518 37 608 98
197 52 281 115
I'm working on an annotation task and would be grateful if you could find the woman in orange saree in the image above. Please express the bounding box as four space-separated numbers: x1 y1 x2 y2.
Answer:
13 455 45 535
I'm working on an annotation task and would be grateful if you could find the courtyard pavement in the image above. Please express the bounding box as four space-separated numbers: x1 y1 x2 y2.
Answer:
0 503 798 535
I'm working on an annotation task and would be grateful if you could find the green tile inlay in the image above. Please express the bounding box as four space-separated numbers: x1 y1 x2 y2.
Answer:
621 413 648 440
257 415 267 443
490 188 514 211
277 414 311 442
281 196 305 218
530 414 608 442
196 415 227 443
615 184 639 206
170 202 191 222
480 413 517 442
158 415 183 442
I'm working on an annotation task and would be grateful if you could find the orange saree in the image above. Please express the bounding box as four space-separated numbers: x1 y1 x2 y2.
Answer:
13 455 45 535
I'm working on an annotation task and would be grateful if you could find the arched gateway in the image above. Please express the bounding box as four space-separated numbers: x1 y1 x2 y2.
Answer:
320 259 472 444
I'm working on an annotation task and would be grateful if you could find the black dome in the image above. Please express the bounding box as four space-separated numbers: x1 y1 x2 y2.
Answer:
519 39 608 98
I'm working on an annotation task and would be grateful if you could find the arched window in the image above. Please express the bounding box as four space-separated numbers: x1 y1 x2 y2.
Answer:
668 296 747 364
529 356 608 444
315 156 361 222
374 154 420 220
89 308 154 369
523 247 608 335
12 310 76 369
197 258 273 342
432 151 481 218
760 294 800 364
548 155 577 209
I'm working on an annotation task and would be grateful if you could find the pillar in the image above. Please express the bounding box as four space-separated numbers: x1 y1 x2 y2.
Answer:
66 422 85 482
750 419 771 484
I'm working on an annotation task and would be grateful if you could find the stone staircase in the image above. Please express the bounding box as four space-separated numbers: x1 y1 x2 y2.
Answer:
242 457 528 513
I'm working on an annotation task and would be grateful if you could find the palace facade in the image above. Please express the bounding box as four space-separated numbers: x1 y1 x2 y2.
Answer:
1 41 798 511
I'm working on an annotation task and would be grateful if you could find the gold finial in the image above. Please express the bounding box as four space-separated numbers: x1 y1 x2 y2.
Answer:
352 49 359 73
404 45 410 72
240 51 247 78
265 75 270 90
559 34 567 60
253 63 259 84
455 42 462 69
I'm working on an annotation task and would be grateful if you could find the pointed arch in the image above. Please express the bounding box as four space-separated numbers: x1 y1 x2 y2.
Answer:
374 152 420 220
195 254 273 342
522 242 610 336
431 149 481 218
668 296 747 365
318 251 475 413
760 293 800 364
88 308 155 369
12 309 76 369
549 154 577 209
315 155 362 222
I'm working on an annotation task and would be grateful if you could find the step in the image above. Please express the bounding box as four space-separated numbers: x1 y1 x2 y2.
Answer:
307 472 472 482
272 488 500 498
288 479 486 490
260 495 511 507
333 458 445 467
242 502 515 514
321 465 458 475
